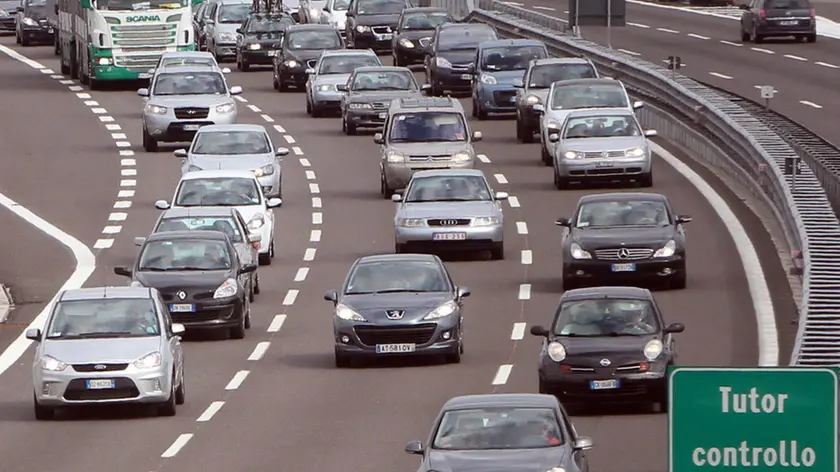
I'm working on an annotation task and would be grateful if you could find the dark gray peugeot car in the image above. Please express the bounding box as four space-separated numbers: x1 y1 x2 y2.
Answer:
324 253 470 367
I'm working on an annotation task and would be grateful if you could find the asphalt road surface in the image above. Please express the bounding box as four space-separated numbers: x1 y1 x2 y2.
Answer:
0 28 796 472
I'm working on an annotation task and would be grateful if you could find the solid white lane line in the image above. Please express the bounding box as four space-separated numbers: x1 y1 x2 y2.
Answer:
477 154 491 163
627 22 649 28
751 47 774 54
248 342 271 361
294 267 309 282
109 212 127 221
618 48 641 56
225 371 249 391
273 124 286 133
784 54 807 61
492 365 513 385
113 201 131 209
816 61 839 68
283 289 299 305
516 221 528 234
312 197 322 208
247 104 262 112
656 27 679 33
283 135 296 144
511 322 527 340
521 250 533 265
800 100 823 109
299 158 311 167
310 229 321 242
309 183 320 194
303 248 317 261
261 114 274 122
103 226 122 234
494 174 508 184
118 190 135 198
720 40 743 47
293 147 303 155
508 196 520 208
709 72 733 79
518 284 531 300
196 401 224 422
305 170 316 180
161 434 193 458
93 239 114 249
267 314 287 332
533 5 554 10
687 33 710 39
312 212 323 224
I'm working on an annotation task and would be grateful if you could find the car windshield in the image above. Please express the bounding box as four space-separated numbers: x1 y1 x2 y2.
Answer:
357 0 404 14
287 30 341 49
434 407 563 450
389 112 467 142
218 3 250 23
139 239 232 271
331 0 349 10
175 177 262 206
318 55 380 74
345 260 449 294
247 16 294 32
564 115 640 139
528 63 597 88
46 299 160 339
481 45 546 71
95 0 187 10
192 130 271 154
351 70 415 91
768 0 809 8
551 84 628 110
575 200 670 228
553 298 659 336
25 0 45 5
161 58 216 68
405 175 491 202
152 72 226 96
156 216 244 243
438 27 496 50
401 12 450 29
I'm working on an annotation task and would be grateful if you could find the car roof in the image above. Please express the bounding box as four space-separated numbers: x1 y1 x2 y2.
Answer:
478 38 544 49
146 230 228 242
357 253 439 264
197 123 267 133
561 286 653 300
443 394 559 410
157 66 223 75
402 6 448 13
566 107 635 118
160 51 215 59
59 286 153 301
353 66 411 73
218 0 249 4
534 57 593 65
286 24 337 31
440 22 493 31
160 207 238 219
390 96 463 111
553 78 621 88
322 49 377 57
180 169 257 180
412 169 485 179
577 192 666 203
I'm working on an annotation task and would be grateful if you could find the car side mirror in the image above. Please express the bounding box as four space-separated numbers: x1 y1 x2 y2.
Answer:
664 322 685 334
16 6 23 12
555 217 570 227
404 440 424 455
456 286 471 299
174 149 188 158
206 18 214 24
221 67 231 74
391 193 402 202
229 85 243 95
323 6 329 10
148 68 156 74
171 323 186 335
532 104 545 113
305 68 315 74
421 84 432 94
548 133 560 143
633 100 644 110
345 10 353 16
336 83 348 92
494 191 508 200
248 233 262 243
154 200 170 210
236 27 243 33
675 215 692 224
266 197 282 208
25 328 41 342
114 266 133 277
133 236 146 247
373 132 384 144
512 78 523 88
324 289 338 303
529 325 549 337
137 88 149 97
240 263 258 274
644 129 657 138
472 131 482 142
275 147 290 156
574 436 594 451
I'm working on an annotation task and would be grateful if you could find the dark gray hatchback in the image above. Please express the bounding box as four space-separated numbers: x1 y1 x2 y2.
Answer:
740 0 816 43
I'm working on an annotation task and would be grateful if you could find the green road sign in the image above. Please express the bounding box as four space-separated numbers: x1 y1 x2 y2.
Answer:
669 367 838 471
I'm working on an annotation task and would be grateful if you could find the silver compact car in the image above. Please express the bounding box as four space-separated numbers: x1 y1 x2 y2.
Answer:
205 0 252 62
392 169 507 260
138 65 243 152
175 124 290 199
340 66 427 135
549 108 657 189
305 49 382 116
27 287 186 420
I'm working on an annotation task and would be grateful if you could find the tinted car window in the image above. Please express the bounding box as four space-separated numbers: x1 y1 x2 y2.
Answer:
192 131 271 154
218 3 250 23
47 299 160 338
161 58 216 67
332 0 350 10
481 45 546 71
433 407 564 450
157 216 245 243
575 200 670 227
529 63 597 88
551 84 627 110
401 12 450 29
351 70 415 90
175 177 262 206
139 239 232 271
318 55 380 74
345 260 449 293
553 298 659 336
405 175 492 202
288 30 341 49
564 115 640 138
247 16 295 32
767 0 809 8
389 112 467 142
438 27 496 50
357 0 405 14
153 72 226 95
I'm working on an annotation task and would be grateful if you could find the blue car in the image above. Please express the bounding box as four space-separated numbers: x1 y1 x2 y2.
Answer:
471 39 548 120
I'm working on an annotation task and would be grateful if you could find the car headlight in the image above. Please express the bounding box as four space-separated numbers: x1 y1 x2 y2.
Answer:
187 165 202 172
348 102 372 109
134 351 162 369
253 165 274 177
435 56 451 68
625 147 645 157
643 339 663 361
398 218 425 227
248 214 266 230
569 242 592 259
423 300 458 320
480 74 496 85
317 83 335 92
563 151 583 160
217 32 235 42
213 278 238 299
146 104 167 115
653 239 676 258
398 37 415 48
471 216 499 226
355 25 369 33
22 17 37 26
247 43 261 50
547 468 567 472
525 94 540 105
216 102 235 114
387 151 405 163
452 151 471 163
40 355 68 372
336 303 366 321
285 59 299 68
546 119 560 129
547 342 566 362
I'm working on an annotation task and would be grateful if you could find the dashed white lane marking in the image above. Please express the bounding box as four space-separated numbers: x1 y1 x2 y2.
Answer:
196 401 224 422
656 27 679 33
120 179 136 187
273 124 286 133
784 54 807 62
532 5 554 10
248 342 271 361
751 47 774 54
283 135 296 144
687 33 710 40
312 212 323 224
116 141 131 148
121 169 137 177
294 267 310 282
84 100 98 106
106 124 122 131
618 48 641 56
312 197 322 208
103 225 121 234
112 133 127 140
816 61 839 69
91 107 107 114
282 289 299 305
800 100 823 109
233 95 247 102
303 248 317 261
261 114 274 122
161 434 193 458
75 92 91 99
267 314 287 333
521 250 533 265
720 40 743 47
508 196 520 208
293 147 304 155
494 174 508 184
61 80 76 86
492 365 513 385
109 212 127 221
516 221 528 234
310 229 322 242
39 68 54 74
309 183 320 194
121 158 136 166
628 22 649 28
247 104 262 113
225 370 249 390
99 116 115 122
113 201 132 209
511 322 527 341
477 154 491 163
518 284 531 300
709 72 733 80
68 85 83 91
50 74 63 79
305 170 316 180
119 150 134 156
299 158 311 167
118 190 134 198
93 239 114 249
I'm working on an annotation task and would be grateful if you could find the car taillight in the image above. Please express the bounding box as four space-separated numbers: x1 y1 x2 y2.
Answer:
759 8 766 18
810 7 815 18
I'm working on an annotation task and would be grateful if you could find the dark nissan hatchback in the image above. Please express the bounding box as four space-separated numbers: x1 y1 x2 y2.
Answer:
739 0 816 43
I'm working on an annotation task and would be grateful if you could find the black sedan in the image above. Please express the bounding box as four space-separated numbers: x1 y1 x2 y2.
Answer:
324 253 469 367
114 230 257 339
391 7 452 66
424 22 497 96
556 192 691 291
344 0 410 50
236 12 296 71
273 24 344 91
405 393 593 472
530 286 685 411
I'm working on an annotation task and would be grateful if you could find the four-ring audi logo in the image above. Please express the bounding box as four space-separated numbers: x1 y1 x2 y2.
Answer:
617 248 631 259
440 219 458 226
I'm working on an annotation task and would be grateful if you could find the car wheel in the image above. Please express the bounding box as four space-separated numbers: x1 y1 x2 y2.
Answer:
15 31 20 44
174 369 185 405
142 128 158 152
538 376 551 394
445 344 461 364
278 75 289 92
230 302 247 339
807 33 817 43
381 172 393 198
638 171 653 188
753 26 763 43
273 72 280 90
306 97 312 115
33 393 54 421
474 98 488 120
541 144 552 166
241 58 250 72
236 53 242 70
740 25 750 42
343 115 356 135
21 33 30 46
311 103 322 118
395 242 406 253
254 272 261 294
335 348 352 368
554 169 570 190
248 280 255 302
157 379 177 416
259 248 272 265
490 242 504 260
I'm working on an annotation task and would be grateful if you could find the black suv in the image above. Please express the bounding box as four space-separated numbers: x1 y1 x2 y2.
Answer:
236 12 296 71
391 7 451 66
272 23 344 91
424 22 497 96
739 0 816 43
15 0 52 46
345 0 410 50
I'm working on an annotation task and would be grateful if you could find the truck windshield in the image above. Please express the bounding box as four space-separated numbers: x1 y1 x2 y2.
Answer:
96 0 189 10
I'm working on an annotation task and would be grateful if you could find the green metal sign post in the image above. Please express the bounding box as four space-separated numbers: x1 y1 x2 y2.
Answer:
669 367 838 471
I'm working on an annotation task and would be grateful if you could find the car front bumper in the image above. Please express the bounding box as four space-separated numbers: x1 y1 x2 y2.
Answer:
563 255 685 285
346 108 387 128
257 171 282 198
539 361 667 401
311 89 344 110
34 364 173 406
432 67 474 92
144 110 238 143
476 84 517 112
241 48 279 65
353 30 393 49
395 224 503 251
334 317 460 357
555 156 652 180
212 41 236 59
167 295 246 330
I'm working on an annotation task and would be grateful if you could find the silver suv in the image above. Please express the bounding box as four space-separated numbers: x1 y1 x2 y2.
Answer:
375 97 482 197
138 65 242 152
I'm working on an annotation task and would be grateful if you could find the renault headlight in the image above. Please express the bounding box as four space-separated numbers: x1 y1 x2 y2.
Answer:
355 25 369 33
563 151 583 160
247 43 261 50
653 239 676 258
214 278 237 299
22 17 37 26
336 303 366 321
436 56 451 68
146 104 167 115
480 74 496 85
424 300 458 320
643 339 663 361
218 32 235 42
471 216 499 226
317 83 335 92
253 165 274 177
285 59 299 68
248 214 266 230
569 242 592 259
387 151 405 163
547 342 566 362
452 151 471 163
216 102 235 114
525 94 540 105
398 38 415 48
188 165 202 172
625 147 645 157
348 102 372 109
398 218 425 227
41 355 68 372
134 351 162 369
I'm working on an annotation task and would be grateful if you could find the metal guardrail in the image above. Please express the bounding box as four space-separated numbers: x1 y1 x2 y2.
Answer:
428 0 840 366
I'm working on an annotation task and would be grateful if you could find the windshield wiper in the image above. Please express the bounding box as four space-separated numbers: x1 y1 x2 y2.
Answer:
139 266 169 271
605 331 644 337
63 331 133 339
556 333 602 337
168 266 220 271
374 289 429 294
423 198 482 202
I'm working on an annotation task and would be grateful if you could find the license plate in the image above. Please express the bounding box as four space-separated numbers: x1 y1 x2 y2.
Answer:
170 303 195 312
376 343 415 353
433 232 466 241
611 263 636 272
268 50 278 56
596 161 614 167
590 379 619 390
460 74 473 80
182 124 201 131
779 20 797 25
86 379 115 390
375 33 392 40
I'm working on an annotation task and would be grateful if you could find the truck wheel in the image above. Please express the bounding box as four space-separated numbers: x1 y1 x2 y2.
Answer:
69 46 78 79
53 34 60 55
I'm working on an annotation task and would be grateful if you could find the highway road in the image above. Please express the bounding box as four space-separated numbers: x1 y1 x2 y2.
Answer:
0 26 796 472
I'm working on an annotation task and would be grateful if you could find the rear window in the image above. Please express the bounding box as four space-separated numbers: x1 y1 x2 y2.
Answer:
767 0 810 8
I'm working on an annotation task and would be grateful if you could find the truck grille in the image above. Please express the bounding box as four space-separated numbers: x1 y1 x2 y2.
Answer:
593 248 654 261
427 218 471 226
111 22 178 71
174 107 210 119
583 150 625 159
354 323 437 346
